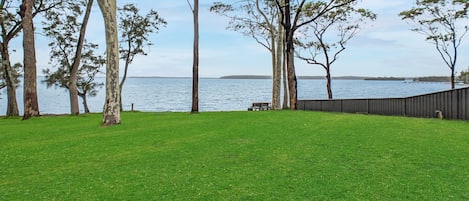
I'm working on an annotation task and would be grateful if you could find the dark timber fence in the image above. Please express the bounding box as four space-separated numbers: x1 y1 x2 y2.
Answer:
298 87 469 120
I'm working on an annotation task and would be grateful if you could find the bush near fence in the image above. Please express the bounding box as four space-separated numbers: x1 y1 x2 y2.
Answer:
298 87 469 120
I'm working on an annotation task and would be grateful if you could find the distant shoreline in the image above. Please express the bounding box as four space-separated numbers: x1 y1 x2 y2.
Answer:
126 75 451 82
219 75 370 80
220 75 409 81
364 77 406 81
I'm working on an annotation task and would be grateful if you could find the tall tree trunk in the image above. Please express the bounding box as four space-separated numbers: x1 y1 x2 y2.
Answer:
69 0 94 115
256 0 280 110
191 0 199 113
276 10 284 110
98 0 120 125
280 0 289 109
79 93 90 113
451 68 455 90
119 56 131 112
284 0 298 110
325 68 333 99
119 38 133 112
286 45 297 109
271 42 281 110
282 54 289 109
271 18 281 110
22 0 39 120
1 48 19 116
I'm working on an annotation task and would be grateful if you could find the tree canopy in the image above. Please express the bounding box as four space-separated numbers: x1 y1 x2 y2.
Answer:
118 3 166 111
296 2 376 99
400 0 469 89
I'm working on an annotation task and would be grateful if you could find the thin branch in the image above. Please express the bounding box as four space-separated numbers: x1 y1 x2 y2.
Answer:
274 0 286 28
296 0 356 29
187 0 194 12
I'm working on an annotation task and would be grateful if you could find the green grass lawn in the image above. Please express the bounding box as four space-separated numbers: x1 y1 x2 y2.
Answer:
1 111 468 200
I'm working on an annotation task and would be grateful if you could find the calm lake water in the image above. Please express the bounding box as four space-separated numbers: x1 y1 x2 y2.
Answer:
0 77 463 115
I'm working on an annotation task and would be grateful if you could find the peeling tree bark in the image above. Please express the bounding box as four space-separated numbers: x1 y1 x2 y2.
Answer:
275 7 284 110
98 0 120 125
22 0 39 120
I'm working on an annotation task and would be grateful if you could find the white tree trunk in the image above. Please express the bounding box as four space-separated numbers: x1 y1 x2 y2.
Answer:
98 0 120 125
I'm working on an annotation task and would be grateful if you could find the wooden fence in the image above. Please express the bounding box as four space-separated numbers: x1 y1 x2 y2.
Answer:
298 87 469 120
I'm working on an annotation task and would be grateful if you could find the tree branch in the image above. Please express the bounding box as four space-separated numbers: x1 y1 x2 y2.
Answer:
295 0 356 30
187 0 194 12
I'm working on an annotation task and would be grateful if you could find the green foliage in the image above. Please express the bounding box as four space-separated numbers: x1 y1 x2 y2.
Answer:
9 62 22 87
118 4 166 65
0 0 59 97
210 0 280 51
0 0 66 50
399 0 469 55
1 111 469 200
0 60 22 95
399 0 469 88
297 1 376 56
117 3 166 112
295 1 375 99
210 2 234 13
41 0 104 107
458 67 469 83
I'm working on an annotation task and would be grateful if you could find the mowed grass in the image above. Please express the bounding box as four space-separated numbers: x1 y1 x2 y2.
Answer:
1 111 468 200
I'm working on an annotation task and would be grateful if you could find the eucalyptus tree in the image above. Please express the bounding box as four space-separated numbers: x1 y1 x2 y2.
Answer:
210 0 284 110
42 0 105 114
0 0 64 116
274 0 357 109
42 54 104 113
187 0 199 113
21 0 40 119
42 0 94 115
400 0 469 89
118 3 166 111
98 0 120 125
296 4 376 99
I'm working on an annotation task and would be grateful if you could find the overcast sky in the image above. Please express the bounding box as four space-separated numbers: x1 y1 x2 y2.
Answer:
10 0 469 78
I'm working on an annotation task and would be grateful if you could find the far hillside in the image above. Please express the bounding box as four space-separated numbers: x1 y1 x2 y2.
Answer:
414 76 450 82
220 75 453 82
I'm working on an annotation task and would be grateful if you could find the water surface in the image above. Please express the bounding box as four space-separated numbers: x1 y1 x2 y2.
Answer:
0 77 461 115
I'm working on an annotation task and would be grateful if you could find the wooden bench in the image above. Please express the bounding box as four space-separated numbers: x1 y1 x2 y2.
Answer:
248 102 271 111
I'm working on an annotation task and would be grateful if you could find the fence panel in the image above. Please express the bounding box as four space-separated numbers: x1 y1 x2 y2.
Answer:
369 98 405 116
342 99 368 113
321 100 342 112
299 87 469 120
458 89 469 120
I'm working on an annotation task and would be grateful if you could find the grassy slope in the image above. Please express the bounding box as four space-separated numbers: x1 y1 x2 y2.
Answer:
1 111 468 200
